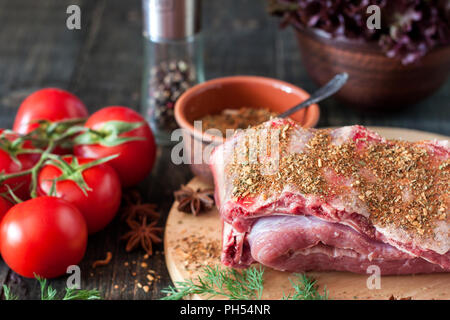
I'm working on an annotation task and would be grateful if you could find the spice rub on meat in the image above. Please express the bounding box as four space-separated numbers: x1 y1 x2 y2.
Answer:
210 119 449 274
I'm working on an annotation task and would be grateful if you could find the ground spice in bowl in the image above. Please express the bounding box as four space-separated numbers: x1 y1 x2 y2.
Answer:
198 107 279 137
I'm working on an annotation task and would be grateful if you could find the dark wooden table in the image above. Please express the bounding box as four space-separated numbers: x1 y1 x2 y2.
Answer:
0 0 448 300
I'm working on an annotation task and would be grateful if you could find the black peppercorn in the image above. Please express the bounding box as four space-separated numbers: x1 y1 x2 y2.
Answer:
145 59 196 132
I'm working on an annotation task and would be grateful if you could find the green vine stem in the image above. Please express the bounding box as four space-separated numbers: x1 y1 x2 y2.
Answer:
0 140 57 199
0 118 134 202
0 122 88 200
4 185 24 204
44 153 119 196
29 140 55 198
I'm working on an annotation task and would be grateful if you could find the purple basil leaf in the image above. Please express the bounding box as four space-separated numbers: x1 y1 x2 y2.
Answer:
268 0 450 64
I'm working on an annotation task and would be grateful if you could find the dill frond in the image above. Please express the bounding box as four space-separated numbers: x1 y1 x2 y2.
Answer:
161 265 265 300
282 273 328 300
2 284 18 300
2 274 101 300
161 265 328 300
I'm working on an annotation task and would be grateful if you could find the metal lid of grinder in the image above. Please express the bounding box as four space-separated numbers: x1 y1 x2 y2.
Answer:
143 0 202 41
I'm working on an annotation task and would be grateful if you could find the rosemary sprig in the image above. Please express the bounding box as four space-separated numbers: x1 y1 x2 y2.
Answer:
2 275 101 300
161 265 264 300
282 274 328 300
161 266 328 300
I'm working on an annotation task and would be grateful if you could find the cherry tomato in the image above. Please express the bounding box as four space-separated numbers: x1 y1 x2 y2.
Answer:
38 157 122 234
0 197 13 248
13 88 88 134
0 196 12 224
74 106 156 187
0 130 40 199
0 196 87 279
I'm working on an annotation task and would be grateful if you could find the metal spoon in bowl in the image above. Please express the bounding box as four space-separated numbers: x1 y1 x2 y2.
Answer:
279 72 349 118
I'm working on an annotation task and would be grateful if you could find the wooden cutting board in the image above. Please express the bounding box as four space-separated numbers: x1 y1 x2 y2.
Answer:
164 127 450 300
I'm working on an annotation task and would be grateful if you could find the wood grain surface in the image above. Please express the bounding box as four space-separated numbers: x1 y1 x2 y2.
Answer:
0 0 448 300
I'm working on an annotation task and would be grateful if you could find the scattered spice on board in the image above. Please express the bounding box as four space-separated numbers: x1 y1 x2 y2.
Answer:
173 235 221 274
146 60 196 131
121 259 161 291
145 269 161 287
92 251 113 269
198 107 279 136
174 185 215 215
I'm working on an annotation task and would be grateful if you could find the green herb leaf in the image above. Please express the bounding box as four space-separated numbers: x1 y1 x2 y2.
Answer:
282 274 328 300
2 284 18 300
161 265 264 300
63 287 101 300
36 275 58 300
161 266 328 301
2 274 101 300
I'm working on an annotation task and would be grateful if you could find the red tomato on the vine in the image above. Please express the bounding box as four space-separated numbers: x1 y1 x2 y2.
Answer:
0 196 13 248
0 196 87 279
74 106 156 187
13 88 88 134
38 157 122 234
0 130 40 199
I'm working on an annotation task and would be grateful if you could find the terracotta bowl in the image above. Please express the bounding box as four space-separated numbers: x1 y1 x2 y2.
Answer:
174 75 320 183
295 28 450 111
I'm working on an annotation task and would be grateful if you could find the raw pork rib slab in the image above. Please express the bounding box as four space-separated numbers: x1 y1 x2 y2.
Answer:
210 119 449 275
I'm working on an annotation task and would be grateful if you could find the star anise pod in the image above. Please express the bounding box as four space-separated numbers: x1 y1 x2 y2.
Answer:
174 185 215 215
123 189 142 206
121 216 163 256
121 189 160 222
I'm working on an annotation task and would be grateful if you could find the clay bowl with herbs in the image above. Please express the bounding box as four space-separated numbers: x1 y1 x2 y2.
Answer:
295 27 450 111
268 0 450 111
174 75 320 183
